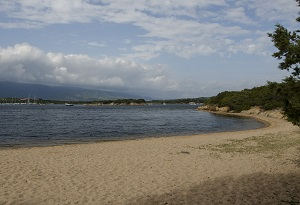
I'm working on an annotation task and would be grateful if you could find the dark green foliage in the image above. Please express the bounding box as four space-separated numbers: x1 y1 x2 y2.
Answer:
268 24 300 78
278 77 300 126
0 98 147 105
203 79 300 126
205 82 284 113
113 98 146 105
268 0 300 125
1 97 208 106
149 97 208 104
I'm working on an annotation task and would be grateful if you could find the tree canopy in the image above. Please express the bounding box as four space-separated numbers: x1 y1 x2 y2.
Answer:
205 82 284 113
268 0 300 79
267 0 300 126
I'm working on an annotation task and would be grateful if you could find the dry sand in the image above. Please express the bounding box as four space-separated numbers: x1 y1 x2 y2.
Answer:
0 112 299 205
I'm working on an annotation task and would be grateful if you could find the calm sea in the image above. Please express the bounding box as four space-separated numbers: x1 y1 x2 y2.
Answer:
0 104 264 147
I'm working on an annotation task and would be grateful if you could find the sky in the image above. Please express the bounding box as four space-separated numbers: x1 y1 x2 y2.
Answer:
0 0 299 99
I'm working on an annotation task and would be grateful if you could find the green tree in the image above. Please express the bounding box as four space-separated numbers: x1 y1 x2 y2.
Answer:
268 0 300 78
278 77 300 126
268 0 300 126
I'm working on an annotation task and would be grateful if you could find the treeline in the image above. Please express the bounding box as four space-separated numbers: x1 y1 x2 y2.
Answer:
205 82 284 112
0 97 208 105
150 97 208 104
43 98 146 105
35 97 207 105
0 98 147 105
89 99 146 105
205 79 300 125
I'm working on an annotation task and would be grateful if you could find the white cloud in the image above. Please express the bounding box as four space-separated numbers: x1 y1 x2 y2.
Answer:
0 0 298 60
0 0 99 25
222 7 255 25
251 0 299 23
87 41 106 47
0 43 178 92
123 39 132 44
227 34 272 56
1 0 294 27
0 43 287 98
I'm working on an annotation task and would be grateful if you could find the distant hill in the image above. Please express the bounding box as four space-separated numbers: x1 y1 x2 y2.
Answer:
0 81 147 101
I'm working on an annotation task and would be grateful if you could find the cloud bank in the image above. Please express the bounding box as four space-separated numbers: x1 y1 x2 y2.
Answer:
0 43 179 95
1 43 283 98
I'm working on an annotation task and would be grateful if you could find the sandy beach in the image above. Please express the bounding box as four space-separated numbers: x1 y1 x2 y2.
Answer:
1 112 299 205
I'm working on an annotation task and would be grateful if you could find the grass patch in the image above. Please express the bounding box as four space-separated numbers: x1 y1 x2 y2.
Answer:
197 132 300 156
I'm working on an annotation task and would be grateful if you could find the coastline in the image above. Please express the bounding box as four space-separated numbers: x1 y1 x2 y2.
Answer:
1 112 299 204
0 109 267 150
208 111 271 129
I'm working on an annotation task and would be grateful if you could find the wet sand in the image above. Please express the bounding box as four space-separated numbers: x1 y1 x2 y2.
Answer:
0 112 299 205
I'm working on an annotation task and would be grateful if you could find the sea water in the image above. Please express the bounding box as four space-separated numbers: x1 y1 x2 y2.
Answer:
0 104 264 147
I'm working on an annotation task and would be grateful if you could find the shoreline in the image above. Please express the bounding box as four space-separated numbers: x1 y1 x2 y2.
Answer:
0 110 268 150
1 112 299 204
209 110 272 128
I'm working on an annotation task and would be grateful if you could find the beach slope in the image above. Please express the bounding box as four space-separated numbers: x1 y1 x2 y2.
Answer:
0 113 299 205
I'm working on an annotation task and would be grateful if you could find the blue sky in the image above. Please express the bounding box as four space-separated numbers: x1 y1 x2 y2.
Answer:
0 0 299 99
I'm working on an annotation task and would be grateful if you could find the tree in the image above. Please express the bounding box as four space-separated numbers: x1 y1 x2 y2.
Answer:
278 77 300 126
268 0 300 126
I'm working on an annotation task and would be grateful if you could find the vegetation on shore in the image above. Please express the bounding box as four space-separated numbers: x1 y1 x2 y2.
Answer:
268 0 300 126
205 0 300 126
0 97 207 106
204 78 299 126
149 97 208 104
0 98 147 105
205 82 284 113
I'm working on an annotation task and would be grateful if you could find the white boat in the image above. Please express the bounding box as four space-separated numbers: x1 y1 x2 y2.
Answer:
65 103 74 106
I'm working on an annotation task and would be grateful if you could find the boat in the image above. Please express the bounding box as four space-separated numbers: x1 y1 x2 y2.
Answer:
65 103 74 106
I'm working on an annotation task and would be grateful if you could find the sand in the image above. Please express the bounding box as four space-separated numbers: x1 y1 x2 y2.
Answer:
0 112 299 205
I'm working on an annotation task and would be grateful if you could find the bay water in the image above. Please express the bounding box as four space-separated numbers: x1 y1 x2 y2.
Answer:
0 104 264 147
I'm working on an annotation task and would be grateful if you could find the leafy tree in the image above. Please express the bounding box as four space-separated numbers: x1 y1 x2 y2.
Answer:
278 77 300 126
268 0 300 126
268 24 300 78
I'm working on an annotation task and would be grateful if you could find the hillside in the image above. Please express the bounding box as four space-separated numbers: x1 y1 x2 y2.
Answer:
0 81 146 101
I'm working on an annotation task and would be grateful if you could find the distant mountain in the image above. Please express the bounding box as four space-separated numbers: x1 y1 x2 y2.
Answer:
0 82 147 101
